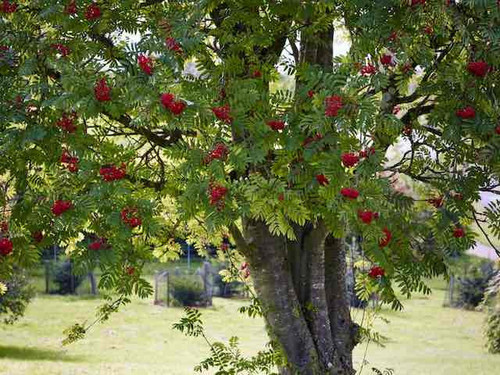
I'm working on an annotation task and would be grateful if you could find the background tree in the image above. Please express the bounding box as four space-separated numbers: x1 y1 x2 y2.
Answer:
1 1 499 374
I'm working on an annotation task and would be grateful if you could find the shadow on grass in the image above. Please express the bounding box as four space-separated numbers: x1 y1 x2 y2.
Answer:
0 345 82 362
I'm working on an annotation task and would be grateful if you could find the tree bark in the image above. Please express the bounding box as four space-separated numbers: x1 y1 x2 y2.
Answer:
231 219 357 374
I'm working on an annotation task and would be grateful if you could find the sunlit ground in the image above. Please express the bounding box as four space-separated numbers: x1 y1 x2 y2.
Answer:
1 278 499 375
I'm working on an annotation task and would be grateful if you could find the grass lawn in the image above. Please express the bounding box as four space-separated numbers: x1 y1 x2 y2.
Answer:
1 277 500 374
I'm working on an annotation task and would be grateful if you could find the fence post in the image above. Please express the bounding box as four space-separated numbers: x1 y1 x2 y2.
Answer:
166 272 170 307
88 272 97 295
44 260 50 294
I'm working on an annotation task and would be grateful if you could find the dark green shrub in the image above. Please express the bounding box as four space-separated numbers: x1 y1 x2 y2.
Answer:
171 276 207 307
456 262 495 309
53 260 83 295
0 268 34 324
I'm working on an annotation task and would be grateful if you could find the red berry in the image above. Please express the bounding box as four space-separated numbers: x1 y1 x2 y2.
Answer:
495 125 500 135
402 124 413 136
209 143 228 161
64 0 76 14
209 184 228 206
137 54 153 75
427 196 444 208
380 54 395 66
67 163 79 173
121 208 141 228
467 61 490 78
212 105 232 123
251 70 262 78
32 231 44 243
359 147 375 158
411 0 426 5
424 25 434 35
360 64 377 76
56 112 78 133
456 106 476 119
166 37 182 53
51 200 73 216
316 174 329 186
341 152 360 168
100 164 126 181
0 238 13 256
168 101 186 115
160 93 175 108
0 0 17 13
94 78 111 102
388 31 398 42
278 193 285 201
368 266 385 279
51 44 71 57
307 90 315 98
453 227 465 238
85 3 101 20
126 266 135 275
340 188 359 200
0 221 8 232
358 210 375 224
379 228 392 248
325 95 343 117
128 217 142 228
266 120 285 131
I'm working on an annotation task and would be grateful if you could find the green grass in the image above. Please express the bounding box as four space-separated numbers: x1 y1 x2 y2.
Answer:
1 278 500 374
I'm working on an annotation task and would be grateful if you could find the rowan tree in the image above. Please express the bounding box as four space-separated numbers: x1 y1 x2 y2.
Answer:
1 1 500 374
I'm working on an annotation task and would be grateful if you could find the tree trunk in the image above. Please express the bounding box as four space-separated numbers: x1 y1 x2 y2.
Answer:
232 219 358 374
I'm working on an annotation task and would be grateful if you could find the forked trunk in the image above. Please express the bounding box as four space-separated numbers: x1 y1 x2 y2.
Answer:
233 219 358 375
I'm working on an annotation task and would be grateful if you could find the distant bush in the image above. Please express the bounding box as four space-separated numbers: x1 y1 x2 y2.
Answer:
171 276 207 307
455 259 495 309
0 268 34 324
53 260 84 295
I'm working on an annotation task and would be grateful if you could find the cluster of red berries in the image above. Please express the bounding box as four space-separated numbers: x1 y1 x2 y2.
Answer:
0 0 17 13
358 210 379 224
85 3 101 20
0 237 13 256
251 70 262 78
316 174 329 186
166 37 182 53
212 105 233 123
453 227 465 238
424 25 434 35
121 208 142 228
427 196 443 208
0 221 8 233
209 183 228 208
160 93 186 115
307 90 315 98
56 112 78 133
138 54 153 75
60 150 79 173
32 231 44 243
205 143 228 164
325 95 343 117
359 147 376 158
51 200 73 216
368 266 385 279
411 0 426 6
341 187 359 200
467 61 490 78
341 152 360 168
380 53 395 67
99 164 126 181
302 133 323 147
64 0 76 14
456 106 475 119
266 120 285 131
360 64 377 76
88 237 108 251
51 44 71 57
95 78 111 102
379 228 392 248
